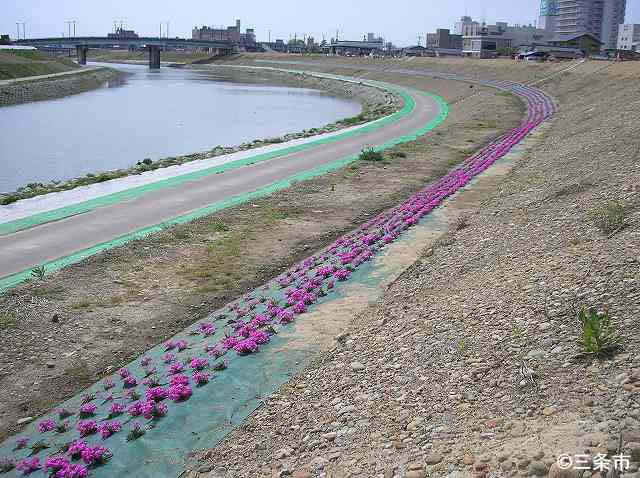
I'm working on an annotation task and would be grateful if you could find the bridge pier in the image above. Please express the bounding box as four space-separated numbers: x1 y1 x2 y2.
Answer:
76 45 88 65
148 45 161 69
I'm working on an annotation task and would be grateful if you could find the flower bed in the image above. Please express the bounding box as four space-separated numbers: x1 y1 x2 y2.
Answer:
0 77 555 477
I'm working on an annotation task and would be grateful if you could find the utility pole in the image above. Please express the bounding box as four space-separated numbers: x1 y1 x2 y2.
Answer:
16 22 19 40
160 23 163 38
66 21 72 39
167 22 170 38
22 23 26 39
73 20 76 37
268 29 271 43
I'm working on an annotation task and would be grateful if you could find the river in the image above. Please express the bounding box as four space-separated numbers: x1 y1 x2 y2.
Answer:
0 62 361 192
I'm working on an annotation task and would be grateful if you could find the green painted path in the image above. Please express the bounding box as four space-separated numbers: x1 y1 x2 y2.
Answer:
0 71 449 293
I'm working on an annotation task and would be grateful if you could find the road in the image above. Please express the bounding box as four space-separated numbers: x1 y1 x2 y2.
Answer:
0 79 443 283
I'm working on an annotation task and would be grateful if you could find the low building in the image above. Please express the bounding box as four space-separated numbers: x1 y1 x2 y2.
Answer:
617 24 640 51
403 45 428 57
548 32 603 56
327 39 384 56
193 19 256 49
462 34 512 58
107 28 139 40
0 34 10 45
426 29 462 50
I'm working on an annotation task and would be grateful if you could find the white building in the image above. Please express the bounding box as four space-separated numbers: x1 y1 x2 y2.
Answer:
553 0 627 50
454 16 481 36
617 23 640 50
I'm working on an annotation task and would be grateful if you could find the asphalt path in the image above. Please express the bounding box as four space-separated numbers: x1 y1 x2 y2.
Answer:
0 82 441 279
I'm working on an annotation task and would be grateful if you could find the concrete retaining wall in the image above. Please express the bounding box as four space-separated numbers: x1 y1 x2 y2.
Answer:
0 68 123 107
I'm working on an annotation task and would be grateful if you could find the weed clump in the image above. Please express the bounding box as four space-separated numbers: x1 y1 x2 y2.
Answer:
578 308 622 357
591 201 626 235
359 148 384 162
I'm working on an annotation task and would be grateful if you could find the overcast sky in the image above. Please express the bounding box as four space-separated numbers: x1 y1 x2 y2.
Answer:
3 0 640 46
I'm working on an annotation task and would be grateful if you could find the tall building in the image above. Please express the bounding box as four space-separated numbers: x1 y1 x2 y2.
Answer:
552 0 626 49
538 0 558 33
617 23 640 50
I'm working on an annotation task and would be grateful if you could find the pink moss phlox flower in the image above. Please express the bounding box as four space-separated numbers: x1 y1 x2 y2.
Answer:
76 420 97 437
145 386 168 402
162 352 176 363
37 418 57 433
80 445 111 466
169 374 190 386
175 339 188 351
302 292 317 305
127 401 143 417
249 330 270 345
97 421 122 439
109 402 125 416
168 384 192 402
235 309 248 319
277 309 295 324
140 399 167 419
189 358 209 371
54 463 88 478
140 356 153 367
317 265 335 278
67 440 88 459
267 305 284 318
222 336 240 350
16 457 41 474
193 372 210 385
293 301 307 314
141 376 159 387
233 338 259 354
102 378 115 390
117 368 131 378
333 269 351 281
250 314 270 327
165 340 178 350
168 362 185 375
14 437 29 450
79 403 97 417
237 324 255 338
122 375 138 388
199 322 216 336
45 456 70 473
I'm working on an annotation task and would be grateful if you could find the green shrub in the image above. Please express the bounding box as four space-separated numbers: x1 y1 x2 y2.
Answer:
31 264 46 280
591 201 626 235
359 148 384 162
578 308 622 357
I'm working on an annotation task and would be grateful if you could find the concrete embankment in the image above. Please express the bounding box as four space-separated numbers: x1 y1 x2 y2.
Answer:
0 67 124 107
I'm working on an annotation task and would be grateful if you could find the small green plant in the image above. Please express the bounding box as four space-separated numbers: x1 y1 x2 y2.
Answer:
211 221 229 233
578 308 622 357
454 215 469 231
142 158 153 166
591 201 626 235
31 264 46 280
359 148 384 162
388 150 407 158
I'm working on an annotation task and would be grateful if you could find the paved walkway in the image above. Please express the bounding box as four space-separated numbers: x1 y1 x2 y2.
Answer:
0 73 445 287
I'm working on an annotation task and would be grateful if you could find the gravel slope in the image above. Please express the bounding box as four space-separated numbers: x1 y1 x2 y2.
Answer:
190 60 640 478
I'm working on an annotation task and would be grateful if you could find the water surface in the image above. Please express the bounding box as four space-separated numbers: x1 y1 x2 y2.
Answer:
0 63 361 192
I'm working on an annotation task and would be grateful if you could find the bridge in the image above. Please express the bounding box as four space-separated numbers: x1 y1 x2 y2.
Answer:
14 37 236 68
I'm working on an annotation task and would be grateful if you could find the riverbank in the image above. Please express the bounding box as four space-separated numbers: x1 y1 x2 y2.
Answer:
0 60 524 441
188 59 640 478
0 66 124 108
0 49 77 80
0 65 398 205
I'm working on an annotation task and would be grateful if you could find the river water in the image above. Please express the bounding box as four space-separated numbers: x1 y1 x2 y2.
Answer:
0 63 361 192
